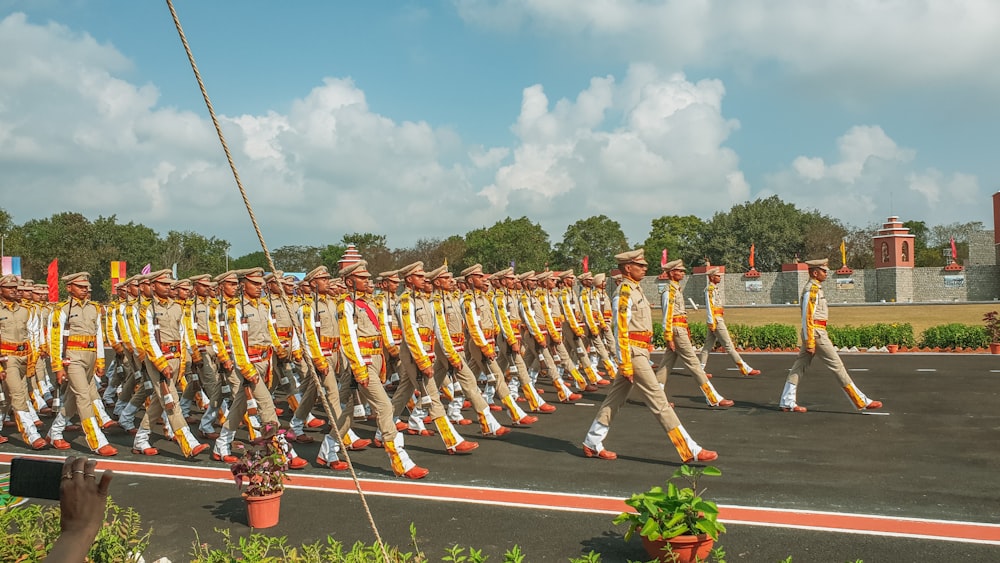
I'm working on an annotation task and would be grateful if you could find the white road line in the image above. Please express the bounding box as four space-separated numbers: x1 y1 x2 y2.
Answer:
916 369 937 372
849 368 869 372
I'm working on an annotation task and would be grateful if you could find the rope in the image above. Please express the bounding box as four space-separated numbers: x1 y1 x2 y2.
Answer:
164 2 389 557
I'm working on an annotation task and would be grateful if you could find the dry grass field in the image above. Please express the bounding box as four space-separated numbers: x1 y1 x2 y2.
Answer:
716 303 994 338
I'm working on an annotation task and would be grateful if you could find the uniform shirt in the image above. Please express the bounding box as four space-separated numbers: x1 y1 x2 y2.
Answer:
49 297 106 372
612 277 652 377
463 289 496 356
800 279 829 349
704 282 725 330
141 297 185 373
339 294 382 381
0 299 31 348
660 280 687 342
558 287 586 338
227 296 282 377
299 294 338 372
397 289 435 371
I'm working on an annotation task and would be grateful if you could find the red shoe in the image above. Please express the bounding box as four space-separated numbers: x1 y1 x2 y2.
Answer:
305 418 326 429
49 438 72 450
66 424 81 432
449 440 479 455
485 426 510 438
582 445 617 460
782 406 807 413
34 420 44 427
212 452 239 464
864 401 883 410
669 402 675 408
536 403 557 413
515 397 526 403
536 388 545 394
102 420 120 430
346 439 371 451
288 457 308 470
406 428 436 437
584 384 599 392
596 379 611 386
38 407 54 416
190 443 210 458
745 369 761 376
199 430 221 440
295 433 315 444
462 400 471 409
403 466 429 479
318 458 349 471
565 393 582 402
422 416 432 425
126 428 138 436
713 399 734 408
0 435 8 444
694 449 718 462
705 373 713 379
373 438 384 448
132 447 159 456
274 408 284 416
395 421 408 431
515 415 538 426
30 437 48 450
454 418 473 426
489 404 502 412
96 444 118 457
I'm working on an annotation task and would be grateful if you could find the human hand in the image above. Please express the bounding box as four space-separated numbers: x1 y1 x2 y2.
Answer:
806 346 815 355
59 456 113 542
56 369 67 385
668 340 676 352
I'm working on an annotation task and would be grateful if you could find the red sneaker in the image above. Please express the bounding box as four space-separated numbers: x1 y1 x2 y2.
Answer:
0 435 7 444
66 424 81 432
395 421 408 431
582 445 617 460
346 439 371 451
713 399 734 408
596 379 611 386
566 393 582 402
212 452 239 464
288 457 308 470
30 437 48 450
864 401 883 410
705 373 713 379
190 443 210 458
305 418 326 429
536 403 557 413
514 415 538 426
274 408 284 416
101 420 120 430
132 447 159 456
49 438 72 450
489 404 502 412
693 449 718 462
782 406 807 413
485 426 510 438
462 400 471 409
96 444 118 457
403 466 429 479
454 418 473 426
745 369 761 376
406 428 436 437
449 440 479 455
318 458 349 471
584 384 599 392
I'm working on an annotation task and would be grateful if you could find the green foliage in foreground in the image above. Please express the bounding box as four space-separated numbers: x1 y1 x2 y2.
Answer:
919 323 990 349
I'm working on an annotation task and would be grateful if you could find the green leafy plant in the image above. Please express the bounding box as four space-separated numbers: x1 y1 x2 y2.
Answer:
983 311 1000 343
919 323 989 349
613 465 727 542
230 423 293 497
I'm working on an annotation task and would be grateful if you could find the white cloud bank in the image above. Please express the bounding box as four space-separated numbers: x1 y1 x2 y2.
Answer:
0 12 988 257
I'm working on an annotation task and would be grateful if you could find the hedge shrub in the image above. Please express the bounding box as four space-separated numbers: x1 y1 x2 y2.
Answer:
919 324 989 349
654 322 798 349
827 323 915 348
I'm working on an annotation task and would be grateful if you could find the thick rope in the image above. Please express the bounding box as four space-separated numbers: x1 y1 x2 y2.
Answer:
164 1 389 556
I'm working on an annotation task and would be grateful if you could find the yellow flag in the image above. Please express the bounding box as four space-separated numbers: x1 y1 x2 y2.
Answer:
840 239 847 267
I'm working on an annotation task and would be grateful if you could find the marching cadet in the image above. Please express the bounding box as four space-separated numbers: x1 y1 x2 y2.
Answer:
460 264 537 426
211 268 308 468
392 261 478 454
556 270 608 387
30 282 57 413
779 259 884 413
582 250 718 463
338 260 429 478
428 265 509 437
47 272 118 456
263 271 300 404
293 266 346 446
131 270 209 458
0 274 47 448
656 260 735 408
593 273 616 353
579 272 617 378
698 267 761 377
374 270 403 391
540 271 591 391
117 275 160 433
100 282 130 409
181 274 226 439
494 268 554 413
519 272 580 403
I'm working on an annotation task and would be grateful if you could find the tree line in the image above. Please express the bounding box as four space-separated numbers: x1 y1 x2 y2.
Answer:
0 197 980 300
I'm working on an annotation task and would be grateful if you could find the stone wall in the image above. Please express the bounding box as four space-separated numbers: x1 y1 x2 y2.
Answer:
640 264 1000 307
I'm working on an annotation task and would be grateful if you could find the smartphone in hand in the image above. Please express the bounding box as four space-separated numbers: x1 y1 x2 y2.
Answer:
9 457 64 500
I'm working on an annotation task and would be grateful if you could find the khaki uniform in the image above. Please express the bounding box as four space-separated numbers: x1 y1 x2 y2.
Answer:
1 298 43 446
558 286 604 386
492 286 548 412
519 288 575 401
295 294 343 437
185 294 227 435
656 280 730 406
580 285 617 377
780 279 879 410
698 280 757 375
583 276 708 462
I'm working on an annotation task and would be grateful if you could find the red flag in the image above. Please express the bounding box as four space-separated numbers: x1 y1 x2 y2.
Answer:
47 259 59 302
661 248 668 268
950 237 958 261
582 256 589 273
749 243 756 269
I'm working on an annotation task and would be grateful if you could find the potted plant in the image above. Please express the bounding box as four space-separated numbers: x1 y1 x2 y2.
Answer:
229 423 292 528
982 311 1000 354
613 465 726 563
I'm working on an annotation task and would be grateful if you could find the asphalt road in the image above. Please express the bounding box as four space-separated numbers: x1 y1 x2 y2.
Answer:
3 352 999 562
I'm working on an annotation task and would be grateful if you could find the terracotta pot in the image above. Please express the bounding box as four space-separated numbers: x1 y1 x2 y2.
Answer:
886 345 898 354
641 534 715 563
244 491 282 528
990 343 1000 355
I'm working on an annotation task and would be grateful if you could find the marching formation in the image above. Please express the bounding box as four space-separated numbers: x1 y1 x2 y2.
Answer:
0 250 884 478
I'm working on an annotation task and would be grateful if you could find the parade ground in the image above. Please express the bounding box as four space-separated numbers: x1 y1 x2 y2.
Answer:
3 352 999 562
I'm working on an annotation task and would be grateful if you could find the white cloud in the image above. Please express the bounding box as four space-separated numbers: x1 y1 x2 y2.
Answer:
766 126 981 226
455 0 1000 95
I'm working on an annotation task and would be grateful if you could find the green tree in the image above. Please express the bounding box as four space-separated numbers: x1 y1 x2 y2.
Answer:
160 230 230 278
642 215 706 270
464 217 551 272
231 251 268 270
319 244 347 274
552 215 629 275
269 245 325 272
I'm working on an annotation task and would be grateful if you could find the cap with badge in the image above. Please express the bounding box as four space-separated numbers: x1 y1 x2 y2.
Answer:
426 265 450 281
557 269 575 280
578 271 593 281
263 270 284 283
535 270 553 282
61 272 91 287
614 249 648 266
593 273 607 285
517 270 536 282
214 270 238 284
397 261 425 279
460 264 484 278
0 274 19 288
339 260 371 278
379 269 401 283
303 265 331 282
664 259 685 272
806 258 830 271
171 279 193 291
147 269 174 284
190 273 213 286
705 267 721 276
238 267 265 283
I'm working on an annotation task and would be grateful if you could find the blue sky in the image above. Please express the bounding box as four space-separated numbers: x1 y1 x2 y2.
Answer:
1 0 997 255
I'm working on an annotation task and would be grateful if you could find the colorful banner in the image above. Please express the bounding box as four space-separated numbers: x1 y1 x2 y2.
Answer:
110 260 127 290
47 259 59 302
141 263 151 275
1 256 21 276
661 248 668 268
582 255 589 273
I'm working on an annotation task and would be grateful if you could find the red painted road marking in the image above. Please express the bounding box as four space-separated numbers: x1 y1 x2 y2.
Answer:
4 452 999 545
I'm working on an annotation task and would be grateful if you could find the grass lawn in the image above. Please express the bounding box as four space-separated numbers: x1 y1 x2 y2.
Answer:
714 303 995 339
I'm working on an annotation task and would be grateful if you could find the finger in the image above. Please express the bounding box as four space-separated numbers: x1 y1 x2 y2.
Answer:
97 469 114 496
63 456 78 476
84 458 98 477
71 456 88 474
